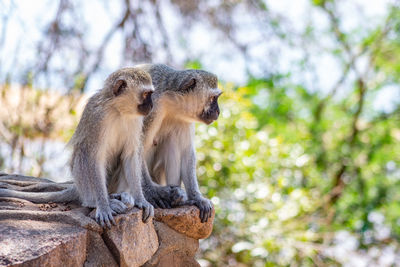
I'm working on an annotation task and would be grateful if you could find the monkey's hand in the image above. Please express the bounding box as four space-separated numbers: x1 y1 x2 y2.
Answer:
110 192 135 207
185 195 213 223
135 198 154 223
144 185 187 209
95 205 117 229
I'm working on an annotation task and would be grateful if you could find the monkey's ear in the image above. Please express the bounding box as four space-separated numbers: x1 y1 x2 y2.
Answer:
112 79 127 96
180 78 196 92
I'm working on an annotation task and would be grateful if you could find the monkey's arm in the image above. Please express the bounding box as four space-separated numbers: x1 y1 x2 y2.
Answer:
91 161 122 228
122 152 154 222
181 146 213 223
72 147 121 228
141 158 186 209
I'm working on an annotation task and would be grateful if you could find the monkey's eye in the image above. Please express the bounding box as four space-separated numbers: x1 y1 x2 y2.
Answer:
210 94 220 102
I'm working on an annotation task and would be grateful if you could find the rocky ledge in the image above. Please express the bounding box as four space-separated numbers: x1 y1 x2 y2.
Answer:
0 174 215 267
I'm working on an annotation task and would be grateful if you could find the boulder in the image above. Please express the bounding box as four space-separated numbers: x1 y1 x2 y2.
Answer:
101 209 159 267
0 219 87 267
0 174 215 267
154 206 215 239
143 222 200 267
84 231 118 267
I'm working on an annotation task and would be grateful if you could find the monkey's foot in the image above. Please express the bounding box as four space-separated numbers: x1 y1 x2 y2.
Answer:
109 198 128 214
135 199 154 223
145 185 186 209
110 192 135 207
95 206 116 229
185 196 213 223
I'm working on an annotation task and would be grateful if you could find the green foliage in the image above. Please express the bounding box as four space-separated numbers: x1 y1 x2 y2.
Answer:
191 4 400 265
184 60 203 70
195 75 400 265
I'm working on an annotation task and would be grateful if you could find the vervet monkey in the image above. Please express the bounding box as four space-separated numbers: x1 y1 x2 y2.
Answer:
113 64 221 223
0 68 154 227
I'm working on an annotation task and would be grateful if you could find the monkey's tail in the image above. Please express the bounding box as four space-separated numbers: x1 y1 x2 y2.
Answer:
0 185 79 203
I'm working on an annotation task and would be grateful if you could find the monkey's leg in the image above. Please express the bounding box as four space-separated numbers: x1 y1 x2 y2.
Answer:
108 164 135 208
141 159 186 209
180 147 213 223
110 192 135 207
109 198 128 214
123 154 154 223
162 139 188 207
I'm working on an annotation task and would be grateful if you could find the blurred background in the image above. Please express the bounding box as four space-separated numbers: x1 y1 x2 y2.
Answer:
0 0 400 266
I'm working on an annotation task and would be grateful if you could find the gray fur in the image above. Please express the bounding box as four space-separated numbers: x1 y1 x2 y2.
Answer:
133 64 221 223
0 67 155 227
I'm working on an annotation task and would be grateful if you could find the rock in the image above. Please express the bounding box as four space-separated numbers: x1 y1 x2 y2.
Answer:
0 197 102 233
143 221 200 267
84 231 118 267
0 174 216 267
154 206 215 239
0 219 87 267
102 208 159 267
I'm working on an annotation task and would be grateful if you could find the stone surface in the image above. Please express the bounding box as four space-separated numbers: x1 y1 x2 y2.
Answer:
102 208 159 267
0 174 215 267
0 197 102 233
0 219 87 267
154 206 215 239
84 231 118 267
143 222 200 267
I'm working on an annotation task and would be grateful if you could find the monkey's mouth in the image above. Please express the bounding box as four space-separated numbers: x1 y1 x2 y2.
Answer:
138 102 153 115
199 109 220 124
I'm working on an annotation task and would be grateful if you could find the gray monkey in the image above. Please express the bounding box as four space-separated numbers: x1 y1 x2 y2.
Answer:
0 68 155 227
113 64 222 223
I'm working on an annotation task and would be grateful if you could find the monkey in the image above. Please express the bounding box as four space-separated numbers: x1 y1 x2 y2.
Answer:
0 67 155 228
113 64 221 223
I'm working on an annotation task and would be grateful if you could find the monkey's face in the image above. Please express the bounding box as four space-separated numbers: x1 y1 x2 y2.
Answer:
106 68 154 116
199 90 222 124
167 70 221 124
137 88 154 115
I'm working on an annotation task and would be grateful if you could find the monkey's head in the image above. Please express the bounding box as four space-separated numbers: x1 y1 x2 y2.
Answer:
104 68 154 116
164 69 222 125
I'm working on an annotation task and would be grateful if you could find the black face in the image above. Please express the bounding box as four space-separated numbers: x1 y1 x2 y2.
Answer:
137 91 153 115
200 95 220 124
